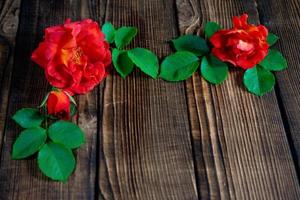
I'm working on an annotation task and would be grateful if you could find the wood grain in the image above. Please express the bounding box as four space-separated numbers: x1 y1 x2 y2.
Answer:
0 0 21 158
0 0 299 199
256 0 300 170
0 0 100 199
175 0 300 199
99 0 198 199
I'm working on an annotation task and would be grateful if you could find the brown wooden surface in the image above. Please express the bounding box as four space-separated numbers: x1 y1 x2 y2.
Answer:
0 0 299 199
177 0 300 199
256 0 300 170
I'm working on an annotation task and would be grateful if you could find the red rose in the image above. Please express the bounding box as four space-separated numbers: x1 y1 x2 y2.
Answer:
210 14 269 69
31 19 111 94
47 91 70 120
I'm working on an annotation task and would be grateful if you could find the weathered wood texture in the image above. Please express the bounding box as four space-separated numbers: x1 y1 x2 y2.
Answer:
99 0 198 199
256 0 300 169
0 0 101 199
0 0 299 199
176 0 300 199
0 0 21 158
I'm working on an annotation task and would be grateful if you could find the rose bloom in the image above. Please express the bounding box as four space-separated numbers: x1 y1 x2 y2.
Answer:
47 91 70 120
32 19 111 94
210 14 269 69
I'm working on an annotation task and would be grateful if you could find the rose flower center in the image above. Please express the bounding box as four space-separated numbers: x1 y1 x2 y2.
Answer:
236 40 254 52
72 47 84 64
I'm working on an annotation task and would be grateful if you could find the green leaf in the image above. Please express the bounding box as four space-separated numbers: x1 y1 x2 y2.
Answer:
267 33 279 46
128 48 159 79
205 22 221 39
12 108 44 128
51 87 60 92
64 91 77 106
259 49 287 71
38 142 75 181
201 55 228 84
115 26 137 49
112 49 134 78
12 127 46 159
159 51 199 81
39 93 49 108
48 121 85 149
172 35 209 56
243 65 275 96
70 103 77 117
102 22 115 43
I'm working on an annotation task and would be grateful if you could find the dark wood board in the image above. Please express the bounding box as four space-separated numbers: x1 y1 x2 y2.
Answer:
0 0 21 159
175 0 300 199
0 0 299 199
256 0 300 170
0 0 100 199
98 0 198 199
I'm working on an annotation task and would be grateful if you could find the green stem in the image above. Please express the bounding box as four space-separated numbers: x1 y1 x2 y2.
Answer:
43 106 48 129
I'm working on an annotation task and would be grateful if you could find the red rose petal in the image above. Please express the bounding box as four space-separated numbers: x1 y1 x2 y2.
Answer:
47 91 70 120
31 18 111 94
209 14 269 69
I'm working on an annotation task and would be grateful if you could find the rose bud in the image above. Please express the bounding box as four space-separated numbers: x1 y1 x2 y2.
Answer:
31 19 111 95
46 91 71 120
210 14 269 69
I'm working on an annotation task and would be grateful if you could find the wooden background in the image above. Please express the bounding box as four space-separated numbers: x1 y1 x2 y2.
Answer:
0 0 299 199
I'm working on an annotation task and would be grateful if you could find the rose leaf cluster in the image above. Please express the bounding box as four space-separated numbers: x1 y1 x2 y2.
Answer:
11 89 84 182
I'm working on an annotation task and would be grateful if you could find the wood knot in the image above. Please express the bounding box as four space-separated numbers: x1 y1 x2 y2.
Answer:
1 8 20 36
185 17 200 34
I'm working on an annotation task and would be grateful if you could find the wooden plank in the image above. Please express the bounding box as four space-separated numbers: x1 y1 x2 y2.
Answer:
0 0 21 158
175 0 300 199
83 1 111 199
256 0 300 169
0 0 100 199
99 0 198 199
77 0 108 199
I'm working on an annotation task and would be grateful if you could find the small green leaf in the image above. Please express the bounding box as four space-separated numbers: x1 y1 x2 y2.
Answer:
201 55 228 84
267 33 279 46
102 22 115 43
128 48 159 79
39 93 49 108
64 91 77 106
51 87 60 92
205 22 221 39
243 65 275 96
12 127 46 159
112 49 134 78
12 108 44 128
115 26 137 49
70 103 77 117
38 142 75 181
160 51 199 81
172 35 209 56
48 121 85 149
259 49 287 71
